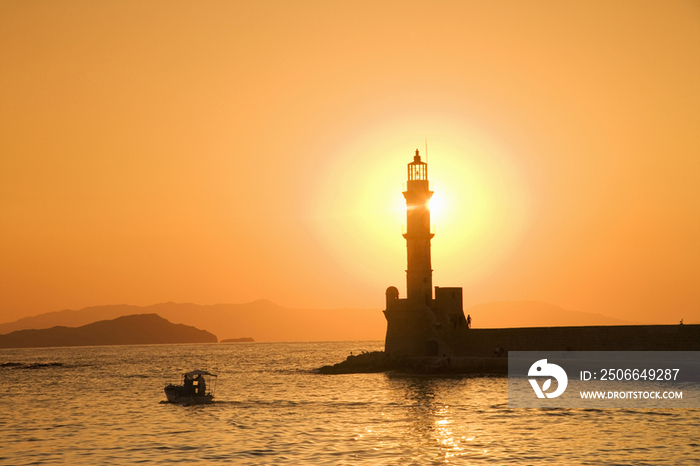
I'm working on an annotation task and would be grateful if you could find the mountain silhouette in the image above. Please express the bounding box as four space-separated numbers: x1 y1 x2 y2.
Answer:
0 300 638 342
467 301 638 328
0 300 385 342
0 314 217 348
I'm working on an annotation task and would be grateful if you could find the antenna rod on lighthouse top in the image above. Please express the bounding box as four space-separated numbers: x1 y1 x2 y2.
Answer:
425 138 428 164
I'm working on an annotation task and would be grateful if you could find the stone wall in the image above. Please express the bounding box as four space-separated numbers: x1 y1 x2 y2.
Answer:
458 324 700 357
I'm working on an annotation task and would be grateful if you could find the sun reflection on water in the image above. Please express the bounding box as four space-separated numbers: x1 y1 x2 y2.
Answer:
371 376 497 464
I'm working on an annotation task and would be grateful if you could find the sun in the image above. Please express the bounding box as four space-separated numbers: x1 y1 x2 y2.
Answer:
428 190 447 230
307 115 532 291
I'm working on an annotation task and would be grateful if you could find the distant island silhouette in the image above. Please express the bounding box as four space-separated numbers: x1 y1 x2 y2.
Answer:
0 314 217 349
0 300 644 343
221 337 255 343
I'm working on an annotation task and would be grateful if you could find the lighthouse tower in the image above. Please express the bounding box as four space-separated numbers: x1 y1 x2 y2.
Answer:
403 149 434 306
383 149 468 358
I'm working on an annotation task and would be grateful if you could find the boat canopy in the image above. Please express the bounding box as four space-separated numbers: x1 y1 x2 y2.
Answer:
184 370 217 377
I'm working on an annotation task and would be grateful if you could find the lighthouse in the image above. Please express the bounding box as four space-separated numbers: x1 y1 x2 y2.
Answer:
383 149 468 357
403 149 434 306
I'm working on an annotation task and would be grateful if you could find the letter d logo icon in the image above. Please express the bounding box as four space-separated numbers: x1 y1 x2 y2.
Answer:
528 359 568 398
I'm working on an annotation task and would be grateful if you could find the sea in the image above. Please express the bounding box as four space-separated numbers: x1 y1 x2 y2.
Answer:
1 341 699 465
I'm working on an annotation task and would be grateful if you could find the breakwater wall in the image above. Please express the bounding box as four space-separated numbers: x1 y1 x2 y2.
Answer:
319 325 700 375
460 324 700 357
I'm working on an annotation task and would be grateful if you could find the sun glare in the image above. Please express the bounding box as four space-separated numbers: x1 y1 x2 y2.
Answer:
428 191 446 228
308 115 531 293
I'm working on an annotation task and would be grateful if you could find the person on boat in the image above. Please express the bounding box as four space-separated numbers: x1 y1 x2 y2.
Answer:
183 374 194 396
467 314 472 329
195 374 206 395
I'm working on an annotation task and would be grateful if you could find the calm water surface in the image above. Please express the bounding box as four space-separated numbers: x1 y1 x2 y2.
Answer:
1 342 699 465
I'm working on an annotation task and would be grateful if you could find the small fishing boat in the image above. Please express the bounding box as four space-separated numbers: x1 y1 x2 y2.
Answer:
164 370 217 404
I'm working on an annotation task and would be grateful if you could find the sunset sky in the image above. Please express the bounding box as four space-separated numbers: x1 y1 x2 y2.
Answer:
2 1 698 325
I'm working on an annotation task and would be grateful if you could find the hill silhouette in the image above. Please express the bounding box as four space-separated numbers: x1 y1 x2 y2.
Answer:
0 314 217 348
0 300 638 342
467 301 638 328
0 300 385 342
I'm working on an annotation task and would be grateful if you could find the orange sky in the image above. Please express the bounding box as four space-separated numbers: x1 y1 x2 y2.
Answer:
1 1 699 325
